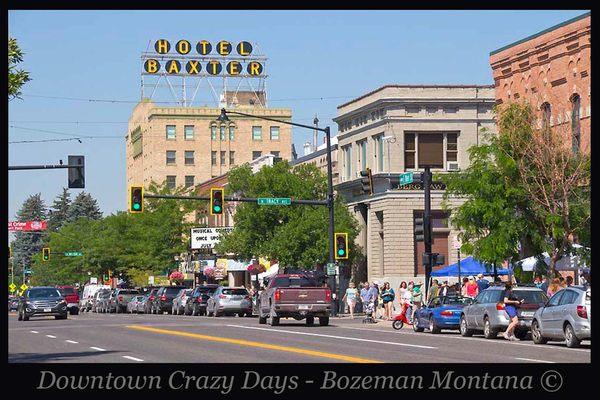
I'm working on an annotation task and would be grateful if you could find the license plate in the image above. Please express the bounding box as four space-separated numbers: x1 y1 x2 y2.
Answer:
298 305 310 310
44 308 51 312
521 311 534 317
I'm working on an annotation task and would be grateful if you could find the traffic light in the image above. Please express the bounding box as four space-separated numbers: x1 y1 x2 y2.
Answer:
359 168 373 195
42 248 50 262
334 232 349 260
68 155 85 189
210 188 224 215
414 215 431 244
129 185 144 213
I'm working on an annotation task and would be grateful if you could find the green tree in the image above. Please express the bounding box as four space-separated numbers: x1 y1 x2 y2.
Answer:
47 188 71 232
215 161 359 267
66 192 102 223
11 194 47 277
9 37 31 100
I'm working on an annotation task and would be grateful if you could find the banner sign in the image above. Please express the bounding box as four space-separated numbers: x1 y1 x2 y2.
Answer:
190 227 234 250
8 221 47 232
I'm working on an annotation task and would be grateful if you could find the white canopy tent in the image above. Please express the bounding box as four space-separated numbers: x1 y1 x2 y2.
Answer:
257 263 279 280
518 244 589 272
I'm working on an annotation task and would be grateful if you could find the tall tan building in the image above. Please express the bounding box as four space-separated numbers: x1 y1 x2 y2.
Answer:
125 93 292 192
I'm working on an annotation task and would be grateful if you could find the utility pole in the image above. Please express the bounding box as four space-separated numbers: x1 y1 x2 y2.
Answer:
423 166 433 300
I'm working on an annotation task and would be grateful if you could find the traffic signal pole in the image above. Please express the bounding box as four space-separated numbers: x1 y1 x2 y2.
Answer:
423 166 433 301
325 127 337 316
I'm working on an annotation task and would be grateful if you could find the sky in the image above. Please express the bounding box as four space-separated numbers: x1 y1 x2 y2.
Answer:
8 9 588 231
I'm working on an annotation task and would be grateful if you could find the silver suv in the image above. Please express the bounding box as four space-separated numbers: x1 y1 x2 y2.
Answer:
460 285 548 339
531 286 591 348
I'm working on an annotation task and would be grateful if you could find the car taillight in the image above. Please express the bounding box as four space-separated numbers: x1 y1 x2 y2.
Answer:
161 295 167 301
195 297 201 303
149 295 154 301
274 289 281 301
118 296 123 301
577 305 588 319
325 289 331 302
496 303 505 310
219 294 227 299
441 310 453 316
245 295 251 300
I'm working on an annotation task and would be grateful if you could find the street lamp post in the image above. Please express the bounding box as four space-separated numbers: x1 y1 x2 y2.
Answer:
217 108 337 314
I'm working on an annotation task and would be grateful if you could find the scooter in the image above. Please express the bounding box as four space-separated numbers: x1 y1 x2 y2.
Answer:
392 302 414 330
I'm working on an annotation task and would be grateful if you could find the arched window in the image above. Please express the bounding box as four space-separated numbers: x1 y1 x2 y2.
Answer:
541 102 551 129
571 94 581 153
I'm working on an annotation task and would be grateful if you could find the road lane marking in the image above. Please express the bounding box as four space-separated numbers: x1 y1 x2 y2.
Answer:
226 324 437 350
90 346 106 351
45 335 56 338
126 325 381 363
30 330 39 334
122 356 144 362
515 357 555 363
65 340 79 344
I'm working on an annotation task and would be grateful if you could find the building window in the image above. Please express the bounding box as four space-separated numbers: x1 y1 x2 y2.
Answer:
220 151 226 165
571 94 581 153
404 133 415 169
166 125 176 140
405 132 458 170
270 126 280 140
252 126 262 141
166 150 176 165
446 133 458 162
229 125 235 141
166 175 176 189
229 151 235 165
220 125 226 141
358 140 367 171
541 102 551 129
211 125 217 140
185 175 195 188
343 145 352 180
211 151 217 166
417 133 444 169
271 151 280 158
184 150 194 165
184 125 194 140
252 151 262 160
374 134 384 172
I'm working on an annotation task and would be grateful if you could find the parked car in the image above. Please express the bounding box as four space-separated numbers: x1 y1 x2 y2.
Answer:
80 284 110 312
9 295 19 312
258 274 332 326
56 285 80 315
113 288 140 313
172 289 192 315
126 295 146 314
104 289 120 313
152 286 187 314
207 287 253 317
460 285 548 339
413 295 473 334
18 286 68 321
531 286 591 348
94 289 112 313
184 284 219 316
143 288 160 314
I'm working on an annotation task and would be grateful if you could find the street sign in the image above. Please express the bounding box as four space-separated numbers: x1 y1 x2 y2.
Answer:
9 283 16 293
399 172 414 186
90 277 98 284
257 197 291 206
20 283 28 291
64 251 83 257
326 263 336 275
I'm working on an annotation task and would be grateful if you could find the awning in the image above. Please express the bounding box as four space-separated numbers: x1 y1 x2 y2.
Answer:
431 256 511 277
257 264 279 280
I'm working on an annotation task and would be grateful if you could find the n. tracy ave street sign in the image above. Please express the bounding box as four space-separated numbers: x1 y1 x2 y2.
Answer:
399 172 414 186
64 251 83 257
257 198 292 206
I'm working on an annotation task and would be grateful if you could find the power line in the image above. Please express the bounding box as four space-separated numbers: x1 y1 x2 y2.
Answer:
9 138 82 144
9 125 122 139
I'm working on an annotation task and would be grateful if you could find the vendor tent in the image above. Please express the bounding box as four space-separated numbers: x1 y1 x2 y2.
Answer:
257 263 279 280
431 256 511 277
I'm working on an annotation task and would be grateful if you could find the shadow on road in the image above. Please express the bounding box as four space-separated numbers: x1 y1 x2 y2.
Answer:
9 350 120 363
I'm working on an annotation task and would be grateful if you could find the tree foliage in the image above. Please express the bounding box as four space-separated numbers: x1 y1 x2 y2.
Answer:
8 37 31 100
215 161 360 268
47 188 72 232
66 192 103 223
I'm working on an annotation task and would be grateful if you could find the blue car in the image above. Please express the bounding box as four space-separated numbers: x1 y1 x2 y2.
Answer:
413 295 473 334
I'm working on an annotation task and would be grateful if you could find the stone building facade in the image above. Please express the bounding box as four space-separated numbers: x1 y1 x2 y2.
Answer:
490 12 590 154
125 94 292 197
333 85 496 288
290 137 339 185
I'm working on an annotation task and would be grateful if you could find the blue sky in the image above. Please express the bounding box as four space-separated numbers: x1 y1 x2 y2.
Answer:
8 10 588 229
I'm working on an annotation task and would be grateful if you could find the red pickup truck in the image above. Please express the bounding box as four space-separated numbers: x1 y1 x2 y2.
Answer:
258 274 332 326
56 285 80 315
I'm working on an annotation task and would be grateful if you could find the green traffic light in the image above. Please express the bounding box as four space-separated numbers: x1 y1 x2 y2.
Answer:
133 203 141 210
338 249 345 256
214 205 222 213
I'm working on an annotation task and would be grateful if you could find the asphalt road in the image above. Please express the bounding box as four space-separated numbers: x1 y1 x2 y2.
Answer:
8 311 590 363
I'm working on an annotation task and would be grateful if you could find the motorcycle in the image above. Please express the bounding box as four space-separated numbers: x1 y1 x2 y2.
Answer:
392 302 414 330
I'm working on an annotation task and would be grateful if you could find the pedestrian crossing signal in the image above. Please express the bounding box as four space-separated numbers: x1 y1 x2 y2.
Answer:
129 186 144 213
335 233 349 260
42 248 50 261
210 188 224 215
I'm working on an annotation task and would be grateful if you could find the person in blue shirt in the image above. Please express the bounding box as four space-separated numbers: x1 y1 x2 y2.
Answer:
476 274 490 292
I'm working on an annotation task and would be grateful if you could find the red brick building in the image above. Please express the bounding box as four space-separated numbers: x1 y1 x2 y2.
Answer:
490 12 590 154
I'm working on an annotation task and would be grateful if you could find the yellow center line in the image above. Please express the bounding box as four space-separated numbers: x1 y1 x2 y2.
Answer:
126 325 381 363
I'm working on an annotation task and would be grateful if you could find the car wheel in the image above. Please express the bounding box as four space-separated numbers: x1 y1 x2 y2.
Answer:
72 308 79 315
245 313 253 317
23 312 30 321
269 316 280 326
259 315 267 324
429 316 441 334
483 317 498 339
412 318 424 332
17 309 23 321
115 306 120 314
306 316 315 326
564 323 581 348
460 315 474 337
318 317 329 326
514 330 529 340
531 320 547 344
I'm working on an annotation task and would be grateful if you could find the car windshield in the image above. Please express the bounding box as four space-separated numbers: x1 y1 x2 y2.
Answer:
165 287 186 295
445 296 471 305
198 287 217 294
514 290 548 304
58 287 76 295
29 288 61 299
221 288 248 296
271 276 317 288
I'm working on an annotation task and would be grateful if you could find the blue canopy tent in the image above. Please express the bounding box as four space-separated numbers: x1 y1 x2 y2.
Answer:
431 256 511 277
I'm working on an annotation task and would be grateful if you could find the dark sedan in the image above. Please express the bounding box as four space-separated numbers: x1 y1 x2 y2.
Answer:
18 287 68 321
184 284 219 316
151 285 187 314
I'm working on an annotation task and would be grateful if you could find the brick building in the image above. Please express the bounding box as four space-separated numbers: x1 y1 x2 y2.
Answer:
490 12 590 153
333 85 496 287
